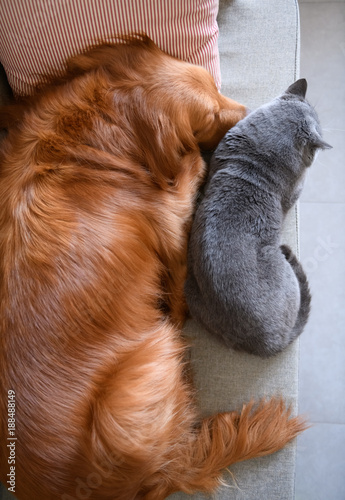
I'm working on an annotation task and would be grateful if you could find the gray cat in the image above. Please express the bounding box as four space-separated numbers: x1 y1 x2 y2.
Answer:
185 79 331 357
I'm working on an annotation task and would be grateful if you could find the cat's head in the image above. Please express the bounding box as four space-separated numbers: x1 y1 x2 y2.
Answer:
213 79 331 180
279 79 332 167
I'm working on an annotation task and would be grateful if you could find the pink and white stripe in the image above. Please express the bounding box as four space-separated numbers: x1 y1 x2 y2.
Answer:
0 0 221 96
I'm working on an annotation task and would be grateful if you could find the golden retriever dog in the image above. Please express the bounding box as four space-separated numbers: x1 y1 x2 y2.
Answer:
0 36 306 500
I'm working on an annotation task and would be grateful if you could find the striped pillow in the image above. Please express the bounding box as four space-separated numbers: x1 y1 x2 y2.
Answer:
0 0 221 97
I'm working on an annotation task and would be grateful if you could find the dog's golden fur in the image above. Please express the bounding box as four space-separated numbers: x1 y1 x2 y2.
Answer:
0 36 306 500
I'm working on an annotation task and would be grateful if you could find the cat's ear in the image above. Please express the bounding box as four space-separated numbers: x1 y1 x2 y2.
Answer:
286 79 308 98
313 136 332 150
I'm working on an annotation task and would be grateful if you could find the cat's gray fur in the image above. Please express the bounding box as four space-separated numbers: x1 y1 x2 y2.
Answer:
185 79 331 357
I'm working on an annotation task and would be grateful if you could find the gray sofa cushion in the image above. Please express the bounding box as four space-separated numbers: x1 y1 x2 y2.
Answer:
168 1 301 499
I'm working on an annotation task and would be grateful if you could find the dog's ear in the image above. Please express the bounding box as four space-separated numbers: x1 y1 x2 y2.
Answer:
151 56 247 152
177 66 247 150
192 92 248 150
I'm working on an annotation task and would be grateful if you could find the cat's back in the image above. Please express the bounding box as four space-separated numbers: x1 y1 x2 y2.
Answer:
191 156 282 251
188 165 282 310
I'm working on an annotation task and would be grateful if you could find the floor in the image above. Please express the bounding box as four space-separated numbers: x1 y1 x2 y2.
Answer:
295 1 345 499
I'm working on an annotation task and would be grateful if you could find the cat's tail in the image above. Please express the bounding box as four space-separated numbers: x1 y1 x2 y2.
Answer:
281 244 311 339
143 397 307 499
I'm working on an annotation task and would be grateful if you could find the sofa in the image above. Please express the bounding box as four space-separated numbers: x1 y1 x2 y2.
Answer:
0 0 301 498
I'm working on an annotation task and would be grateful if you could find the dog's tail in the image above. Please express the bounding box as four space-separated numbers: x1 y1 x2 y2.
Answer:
143 397 307 499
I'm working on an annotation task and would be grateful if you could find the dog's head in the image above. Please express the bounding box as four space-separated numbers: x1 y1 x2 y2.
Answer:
59 34 248 150
0 35 247 193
